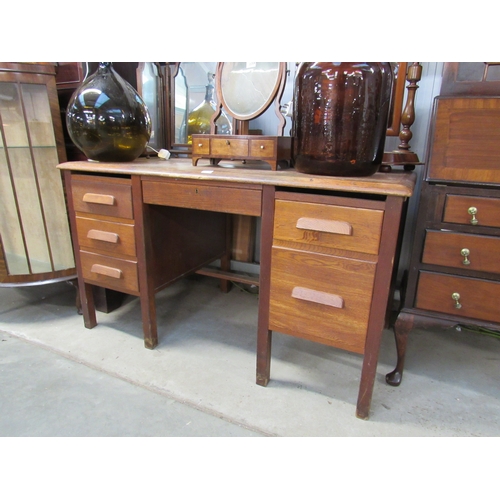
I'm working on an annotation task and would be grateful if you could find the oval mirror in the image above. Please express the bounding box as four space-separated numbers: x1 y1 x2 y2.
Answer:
217 62 285 121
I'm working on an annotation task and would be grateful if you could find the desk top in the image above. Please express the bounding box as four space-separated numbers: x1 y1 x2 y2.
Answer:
58 158 417 198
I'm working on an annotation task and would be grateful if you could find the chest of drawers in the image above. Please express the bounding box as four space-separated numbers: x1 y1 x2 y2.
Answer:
191 134 292 170
387 96 500 386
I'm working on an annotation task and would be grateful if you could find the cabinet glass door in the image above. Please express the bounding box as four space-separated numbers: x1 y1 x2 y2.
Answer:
0 81 74 279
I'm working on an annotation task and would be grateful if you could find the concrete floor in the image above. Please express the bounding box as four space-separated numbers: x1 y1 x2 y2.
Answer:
1 275 499 437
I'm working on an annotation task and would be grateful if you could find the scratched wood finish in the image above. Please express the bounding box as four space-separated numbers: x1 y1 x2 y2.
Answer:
57 158 416 198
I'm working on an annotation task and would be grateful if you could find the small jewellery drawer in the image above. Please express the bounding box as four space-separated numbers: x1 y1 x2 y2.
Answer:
192 137 210 154
76 216 136 259
269 247 377 353
415 271 500 323
71 176 133 219
443 195 500 229
422 230 500 274
80 251 139 294
273 200 383 255
249 139 275 158
210 137 248 157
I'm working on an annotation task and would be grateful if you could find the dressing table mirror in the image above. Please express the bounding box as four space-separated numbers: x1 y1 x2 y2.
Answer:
165 62 234 156
191 62 292 170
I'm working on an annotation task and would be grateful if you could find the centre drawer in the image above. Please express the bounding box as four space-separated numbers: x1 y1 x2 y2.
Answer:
142 179 262 216
75 216 136 259
273 199 383 255
210 137 248 157
422 230 500 274
415 271 500 323
269 247 377 353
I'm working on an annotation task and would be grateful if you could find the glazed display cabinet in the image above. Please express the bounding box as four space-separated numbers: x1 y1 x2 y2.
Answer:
0 62 75 285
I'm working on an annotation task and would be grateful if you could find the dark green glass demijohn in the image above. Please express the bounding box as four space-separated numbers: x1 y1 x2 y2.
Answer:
66 62 151 162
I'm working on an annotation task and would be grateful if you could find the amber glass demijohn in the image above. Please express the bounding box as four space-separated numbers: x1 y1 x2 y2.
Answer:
293 62 393 176
66 62 151 162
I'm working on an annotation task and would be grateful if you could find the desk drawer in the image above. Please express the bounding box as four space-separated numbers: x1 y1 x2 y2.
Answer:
76 216 136 259
80 251 139 294
71 176 133 219
269 247 376 353
416 271 500 323
273 200 383 255
443 195 500 228
211 137 248 157
422 230 500 274
142 179 262 216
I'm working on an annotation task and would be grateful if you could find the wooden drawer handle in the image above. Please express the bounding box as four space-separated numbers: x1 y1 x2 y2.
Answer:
87 229 119 244
296 217 352 235
90 263 122 279
83 193 116 206
292 286 344 309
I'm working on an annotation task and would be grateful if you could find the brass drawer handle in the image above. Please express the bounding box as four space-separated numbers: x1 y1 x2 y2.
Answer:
83 193 116 206
296 217 353 235
292 286 344 309
87 229 120 244
468 206 478 225
260 145 265 149
226 140 230 145
90 263 122 279
460 248 470 265
451 292 462 309
198 143 203 147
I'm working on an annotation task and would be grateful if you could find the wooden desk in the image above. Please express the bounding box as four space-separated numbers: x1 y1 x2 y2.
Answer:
59 158 416 419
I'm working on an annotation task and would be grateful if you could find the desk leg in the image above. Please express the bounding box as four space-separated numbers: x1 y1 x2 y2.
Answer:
257 329 272 386
219 214 232 293
356 195 404 419
256 185 275 386
63 170 96 329
133 177 158 350
80 281 97 329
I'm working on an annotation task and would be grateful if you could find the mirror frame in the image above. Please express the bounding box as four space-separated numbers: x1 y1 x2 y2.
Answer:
215 62 287 122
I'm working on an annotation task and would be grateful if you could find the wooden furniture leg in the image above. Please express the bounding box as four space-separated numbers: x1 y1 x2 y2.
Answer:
356 195 405 419
132 176 158 349
385 311 414 386
386 311 462 387
219 214 233 293
256 185 275 386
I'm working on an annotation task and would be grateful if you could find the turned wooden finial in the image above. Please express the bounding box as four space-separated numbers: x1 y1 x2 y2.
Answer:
381 62 423 171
